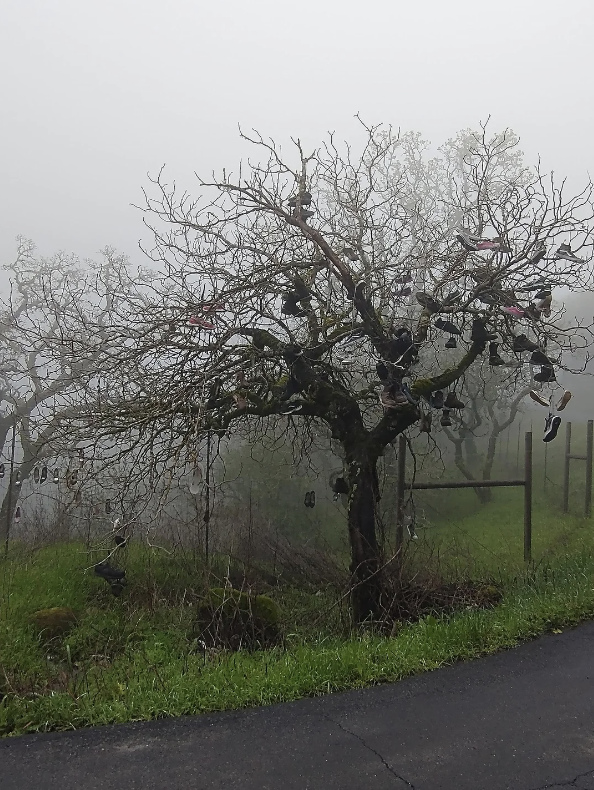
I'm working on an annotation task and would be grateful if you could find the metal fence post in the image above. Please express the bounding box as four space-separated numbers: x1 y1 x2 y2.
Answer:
524 431 533 564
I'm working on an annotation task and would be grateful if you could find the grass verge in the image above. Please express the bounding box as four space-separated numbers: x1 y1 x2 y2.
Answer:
1 503 594 739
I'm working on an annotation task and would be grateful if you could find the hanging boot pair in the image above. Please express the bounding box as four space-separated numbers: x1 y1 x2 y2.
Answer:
471 319 498 346
435 318 462 349
304 490 316 508
488 343 506 366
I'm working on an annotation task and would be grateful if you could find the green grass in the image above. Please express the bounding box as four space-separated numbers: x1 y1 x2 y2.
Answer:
2 485 594 739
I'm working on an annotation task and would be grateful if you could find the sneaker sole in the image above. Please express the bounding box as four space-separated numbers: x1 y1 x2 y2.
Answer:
543 416 562 442
557 392 572 411
529 391 549 408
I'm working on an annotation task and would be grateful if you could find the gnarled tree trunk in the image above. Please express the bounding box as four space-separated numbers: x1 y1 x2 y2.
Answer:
344 451 384 624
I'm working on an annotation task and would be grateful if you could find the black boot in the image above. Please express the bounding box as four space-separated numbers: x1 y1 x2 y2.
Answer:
534 365 556 383
489 343 506 366
471 319 497 344
444 392 465 409
440 409 452 427
513 334 540 353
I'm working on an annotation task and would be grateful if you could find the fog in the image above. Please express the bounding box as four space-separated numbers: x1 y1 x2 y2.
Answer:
2 0 594 268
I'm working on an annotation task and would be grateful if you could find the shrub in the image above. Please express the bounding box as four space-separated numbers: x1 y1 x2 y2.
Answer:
28 607 78 643
192 587 282 651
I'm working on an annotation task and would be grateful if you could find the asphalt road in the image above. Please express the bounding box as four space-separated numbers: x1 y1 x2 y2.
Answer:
2 620 594 790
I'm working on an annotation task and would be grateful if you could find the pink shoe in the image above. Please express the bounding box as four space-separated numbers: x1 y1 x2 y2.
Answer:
188 316 216 329
201 302 226 313
475 241 499 251
502 306 525 317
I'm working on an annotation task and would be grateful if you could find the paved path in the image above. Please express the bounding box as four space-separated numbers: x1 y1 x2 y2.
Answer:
2 620 594 789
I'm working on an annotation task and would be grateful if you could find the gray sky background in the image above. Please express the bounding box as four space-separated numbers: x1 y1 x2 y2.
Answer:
2 0 593 270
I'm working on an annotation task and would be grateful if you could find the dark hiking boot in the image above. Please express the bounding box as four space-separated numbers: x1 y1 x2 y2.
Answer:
415 292 441 313
282 293 309 317
343 246 359 261
435 318 462 335
488 343 506 366
331 476 349 495
513 334 540 353
534 365 556 383
445 336 457 349
288 191 312 207
471 319 497 344
430 390 445 409
95 562 126 582
543 414 562 443
440 409 452 427
444 392 465 409
376 361 391 383
293 208 315 221
530 350 553 366
524 304 542 322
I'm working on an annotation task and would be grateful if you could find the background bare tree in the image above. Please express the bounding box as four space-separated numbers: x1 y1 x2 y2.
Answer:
27 121 594 623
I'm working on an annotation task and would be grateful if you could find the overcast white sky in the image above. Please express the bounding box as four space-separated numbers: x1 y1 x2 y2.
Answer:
2 0 594 271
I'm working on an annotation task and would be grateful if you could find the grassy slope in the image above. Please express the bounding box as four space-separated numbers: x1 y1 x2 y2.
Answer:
1 466 594 738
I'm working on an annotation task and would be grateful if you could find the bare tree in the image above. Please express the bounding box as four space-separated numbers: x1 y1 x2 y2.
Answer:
441 364 533 501
30 121 594 623
0 239 145 544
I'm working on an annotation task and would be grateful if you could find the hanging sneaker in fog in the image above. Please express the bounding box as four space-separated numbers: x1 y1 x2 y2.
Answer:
543 413 562 443
502 306 526 318
33 466 40 483
529 390 549 407
555 243 584 263
440 409 452 427
445 336 457 349
556 390 572 411
188 316 216 330
40 465 47 484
